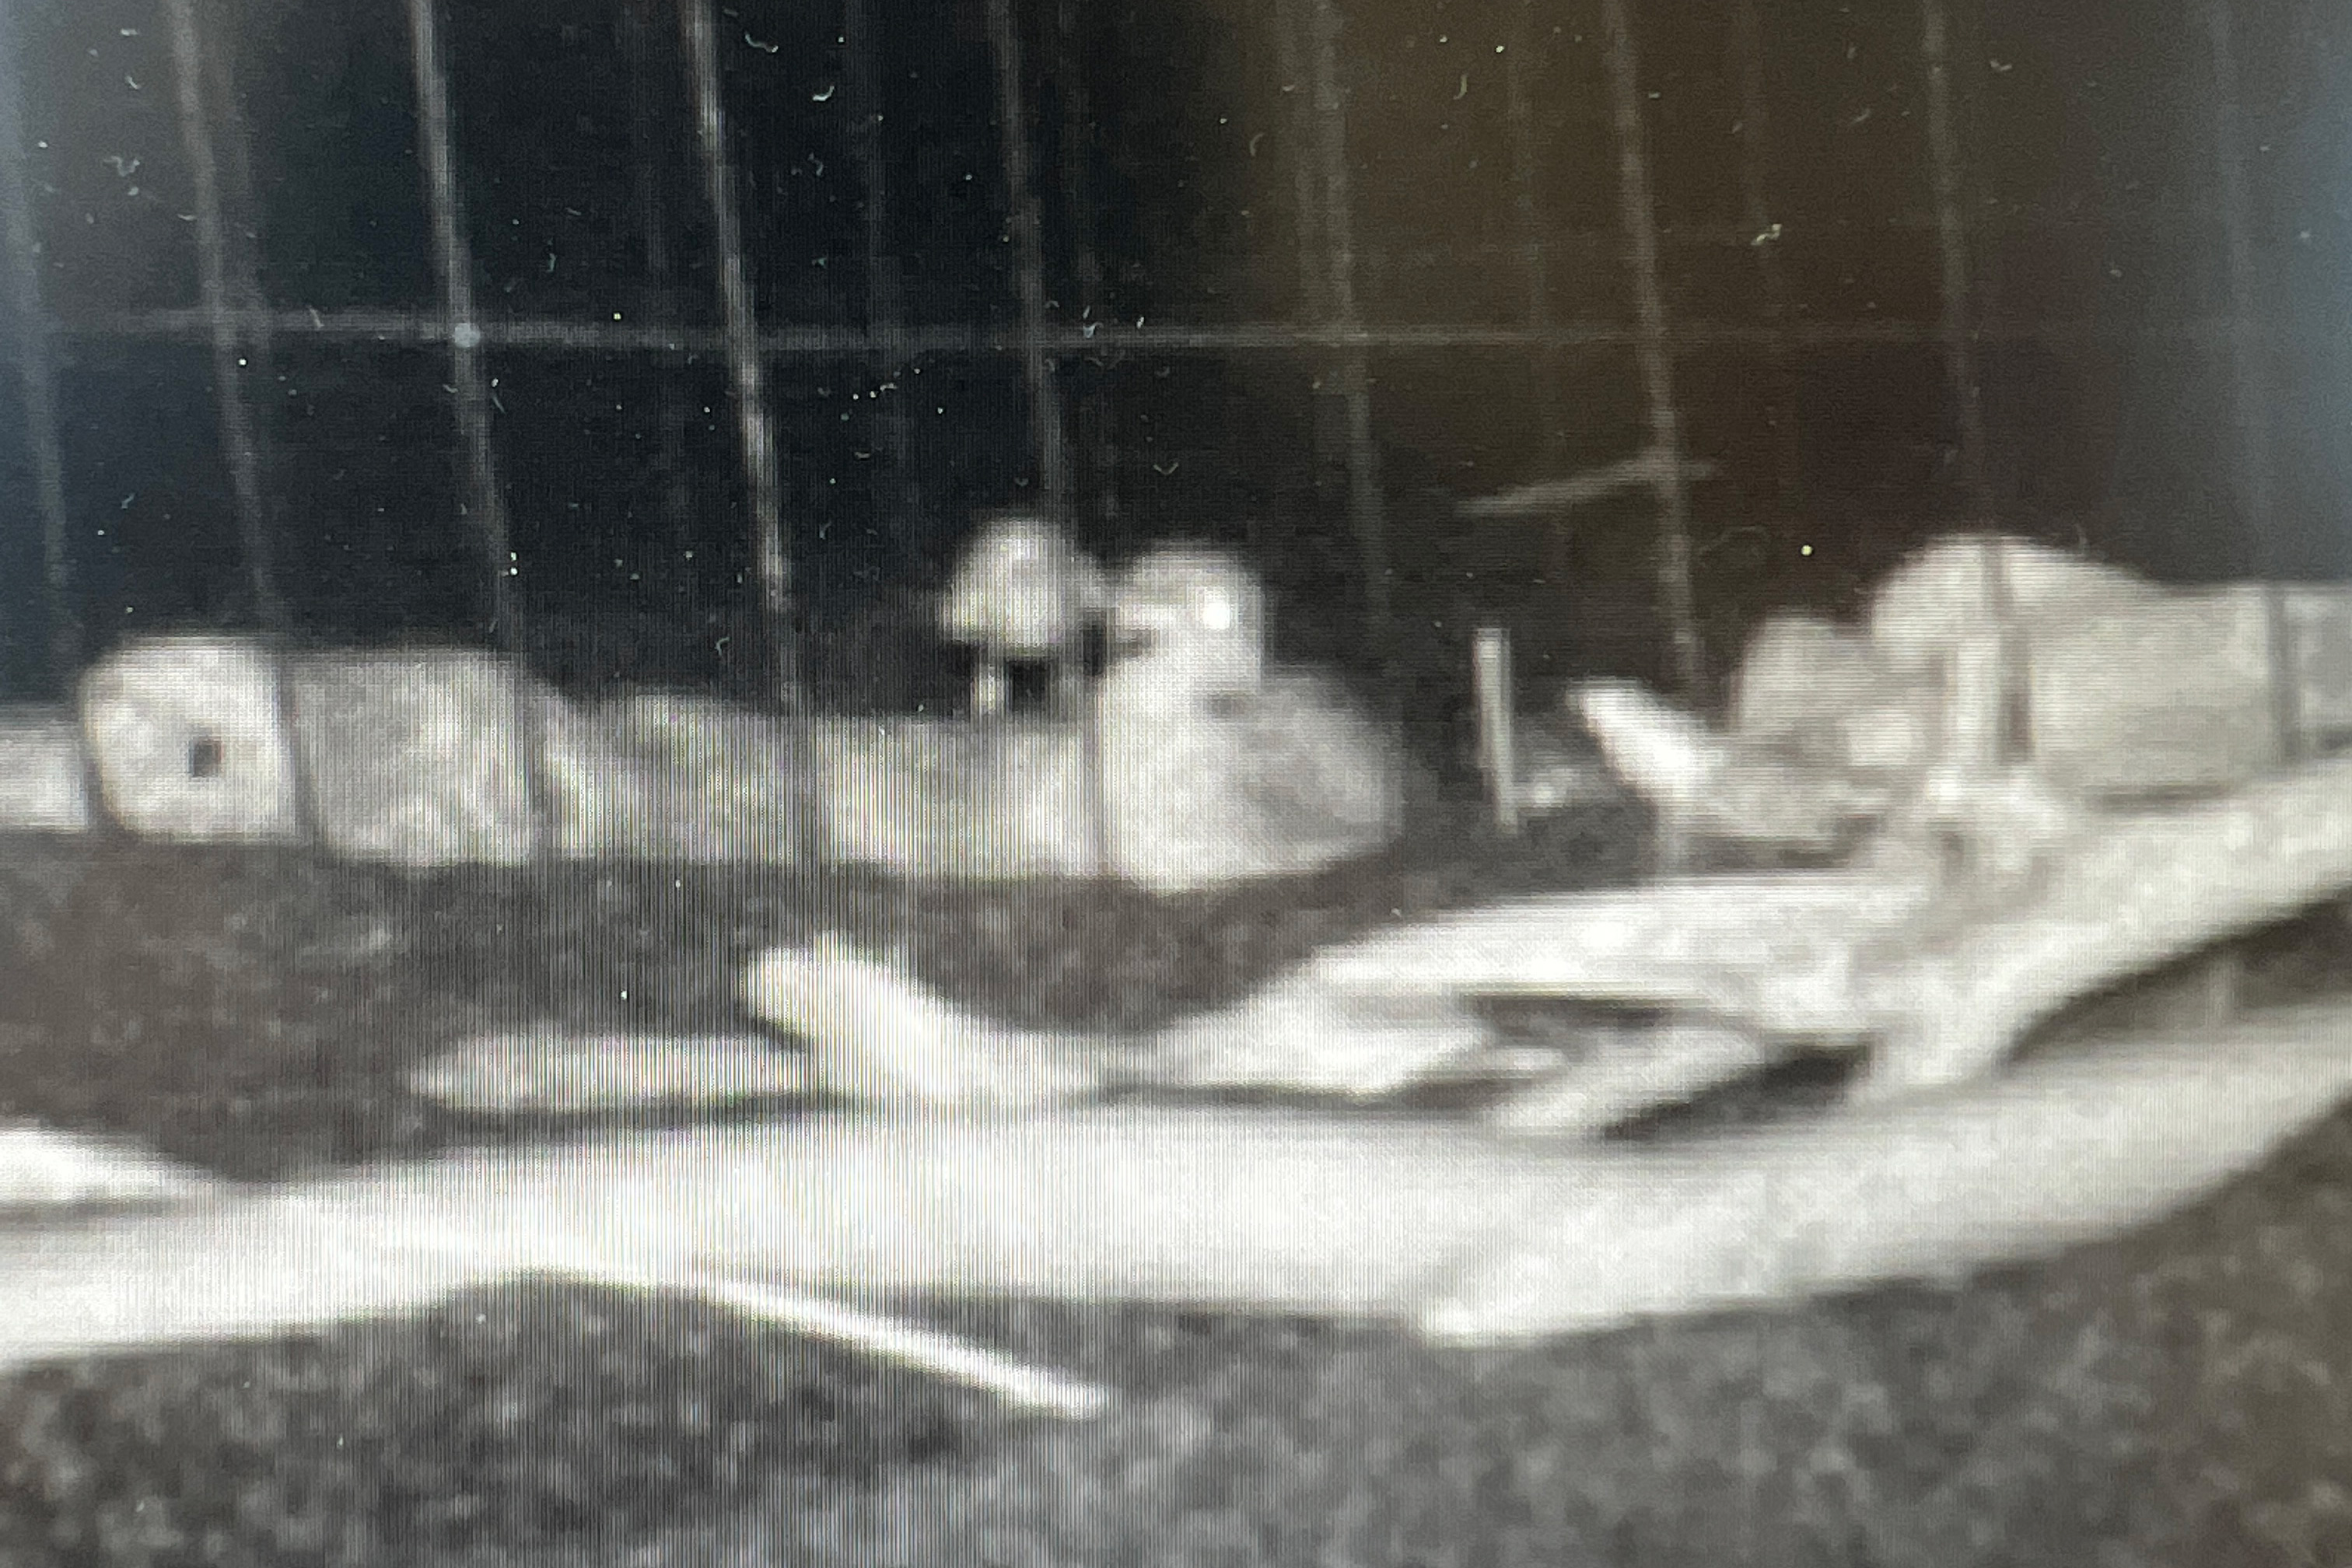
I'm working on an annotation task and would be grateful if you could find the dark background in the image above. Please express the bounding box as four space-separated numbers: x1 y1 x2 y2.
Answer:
1 0 2347 726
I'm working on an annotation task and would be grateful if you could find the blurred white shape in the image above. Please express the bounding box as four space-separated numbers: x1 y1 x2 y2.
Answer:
407 1029 808 1114
813 714 1099 880
79 635 305 842
0 706 93 832
937 512 1109 719
743 934 1503 1110
1097 544 1399 891
744 935 1111 1110
0 1122 222 1209
288 646 544 866
1865 532 2158 677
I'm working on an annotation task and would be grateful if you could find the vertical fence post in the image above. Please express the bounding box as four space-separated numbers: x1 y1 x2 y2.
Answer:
198 0 289 617
1594 0 1703 700
0 2 79 683
161 0 286 636
1298 0 1392 677
404 0 558 873
2201 2 2277 576
1916 0 1990 516
404 0 521 653
1917 0 2035 768
618 0 703 623
841 0 919 555
1054 0 1118 543
983 0 1070 517
165 0 324 842
678 0 801 706
2203 0 2294 752
1501 1 1572 586
1726 0 1806 527
1270 0 1340 622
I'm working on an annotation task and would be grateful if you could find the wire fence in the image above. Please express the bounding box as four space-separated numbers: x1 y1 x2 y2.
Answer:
0 0 2303 710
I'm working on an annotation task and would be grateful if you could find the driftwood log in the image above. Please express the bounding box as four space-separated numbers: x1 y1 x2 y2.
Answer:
8 1000 2352 1367
1858 744 2352 1096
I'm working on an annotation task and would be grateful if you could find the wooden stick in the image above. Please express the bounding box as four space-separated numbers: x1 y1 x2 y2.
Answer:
1301 873 1930 1035
1485 1020 1792 1135
1472 626 1521 834
1458 451 1718 521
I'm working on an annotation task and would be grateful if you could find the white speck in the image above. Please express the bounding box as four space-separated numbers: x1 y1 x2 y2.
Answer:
453 322 482 350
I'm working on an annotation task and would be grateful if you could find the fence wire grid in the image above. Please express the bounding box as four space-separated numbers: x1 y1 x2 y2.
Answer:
0 0 2337 714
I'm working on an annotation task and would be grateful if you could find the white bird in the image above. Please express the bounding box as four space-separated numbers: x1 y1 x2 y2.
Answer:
936 513 1110 720
1094 546 1402 893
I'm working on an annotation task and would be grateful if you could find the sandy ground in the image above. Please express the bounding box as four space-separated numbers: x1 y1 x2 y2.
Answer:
4 807 2352 1565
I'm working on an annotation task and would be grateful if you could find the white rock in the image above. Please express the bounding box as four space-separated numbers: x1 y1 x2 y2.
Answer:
286 647 545 867
0 706 92 832
79 635 306 842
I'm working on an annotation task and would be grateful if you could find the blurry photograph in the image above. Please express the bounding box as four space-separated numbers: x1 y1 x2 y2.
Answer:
1 0 2350 1561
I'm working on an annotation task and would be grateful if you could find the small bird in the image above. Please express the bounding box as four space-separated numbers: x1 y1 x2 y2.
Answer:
1095 546 1402 892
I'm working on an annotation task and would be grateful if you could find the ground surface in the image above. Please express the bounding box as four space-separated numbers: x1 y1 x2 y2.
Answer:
3 809 2352 1566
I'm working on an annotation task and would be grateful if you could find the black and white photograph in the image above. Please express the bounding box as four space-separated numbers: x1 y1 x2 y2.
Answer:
2 0 2351 1560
